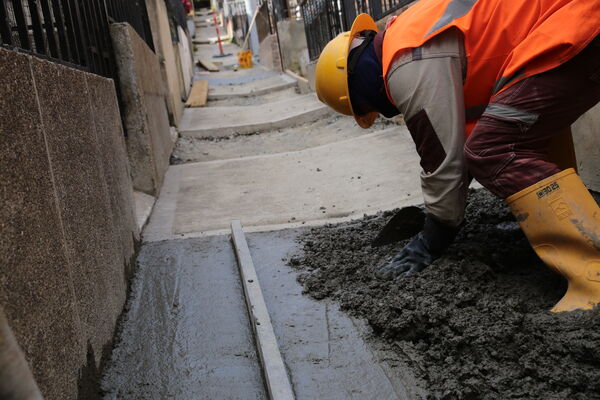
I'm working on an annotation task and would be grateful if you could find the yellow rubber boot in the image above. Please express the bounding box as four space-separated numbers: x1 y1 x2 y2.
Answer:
506 168 600 312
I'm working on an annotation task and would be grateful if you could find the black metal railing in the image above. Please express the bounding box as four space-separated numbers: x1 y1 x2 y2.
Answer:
106 0 154 46
0 0 154 78
300 0 412 60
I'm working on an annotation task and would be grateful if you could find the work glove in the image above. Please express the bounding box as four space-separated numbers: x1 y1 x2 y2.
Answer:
375 214 461 279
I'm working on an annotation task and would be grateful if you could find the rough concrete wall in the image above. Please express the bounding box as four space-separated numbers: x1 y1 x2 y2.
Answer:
0 48 138 400
259 33 282 71
111 23 174 196
277 19 309 76
573 103 600 191
145 0 185 126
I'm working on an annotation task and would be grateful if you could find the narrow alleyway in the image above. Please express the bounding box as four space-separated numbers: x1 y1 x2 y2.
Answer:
102 11 428 400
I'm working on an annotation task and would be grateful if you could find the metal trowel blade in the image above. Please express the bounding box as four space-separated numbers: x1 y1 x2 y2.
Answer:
371 206 425 247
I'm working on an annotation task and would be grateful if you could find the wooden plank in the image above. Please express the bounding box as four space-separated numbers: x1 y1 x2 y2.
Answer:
186 80 209 107
230 221 296 400
197 57 219 72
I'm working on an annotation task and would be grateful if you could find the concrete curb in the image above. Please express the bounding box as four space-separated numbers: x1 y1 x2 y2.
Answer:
230 221 296 400
179 105 330 138
207 76 297 100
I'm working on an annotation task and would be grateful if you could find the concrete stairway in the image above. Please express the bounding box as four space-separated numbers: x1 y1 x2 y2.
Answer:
148 46 424 238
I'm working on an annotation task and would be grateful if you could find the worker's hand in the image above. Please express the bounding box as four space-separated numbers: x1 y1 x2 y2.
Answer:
374 214 460 279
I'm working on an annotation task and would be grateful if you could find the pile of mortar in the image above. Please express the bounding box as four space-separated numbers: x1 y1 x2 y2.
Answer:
289 189 600 399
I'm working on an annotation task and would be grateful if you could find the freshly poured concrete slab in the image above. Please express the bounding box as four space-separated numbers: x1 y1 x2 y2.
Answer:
179 94 329 138
247 229 427 399
144 128 423 241
207 74 296 99
101 237 267 400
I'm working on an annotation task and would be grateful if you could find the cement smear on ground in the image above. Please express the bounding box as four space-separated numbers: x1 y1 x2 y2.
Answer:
290 189 600 399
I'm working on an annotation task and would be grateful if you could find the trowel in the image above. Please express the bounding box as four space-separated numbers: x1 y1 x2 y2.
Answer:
371 206 425 247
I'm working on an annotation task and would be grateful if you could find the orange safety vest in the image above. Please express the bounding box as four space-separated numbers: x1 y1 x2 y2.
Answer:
382 0 600 136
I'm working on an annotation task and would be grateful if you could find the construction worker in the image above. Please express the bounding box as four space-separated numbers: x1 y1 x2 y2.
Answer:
314 0 600 311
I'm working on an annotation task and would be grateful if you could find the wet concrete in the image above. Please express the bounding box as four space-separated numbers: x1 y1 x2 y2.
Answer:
291 189 600 399
101 236 267 399
102 229 431 399
247 229 427 399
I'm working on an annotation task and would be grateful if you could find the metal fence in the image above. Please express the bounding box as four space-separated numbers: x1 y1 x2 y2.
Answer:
300 0 412 60
0 0 154 78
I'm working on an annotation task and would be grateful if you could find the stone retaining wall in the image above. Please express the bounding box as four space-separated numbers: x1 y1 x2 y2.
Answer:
0 48 139 400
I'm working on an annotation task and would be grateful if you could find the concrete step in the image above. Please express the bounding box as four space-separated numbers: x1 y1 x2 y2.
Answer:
195 65 277 86
179 94 329 138
206 86 299 107
207 74 297 100
144 128 423 240
173 114 398 163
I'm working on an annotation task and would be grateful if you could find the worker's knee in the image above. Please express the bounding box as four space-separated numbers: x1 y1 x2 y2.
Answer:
464 135 495 184
463 129 516 198
464 128 561 199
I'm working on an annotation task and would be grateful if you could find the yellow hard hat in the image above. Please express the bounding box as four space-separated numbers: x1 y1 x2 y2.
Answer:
315 14 378 117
